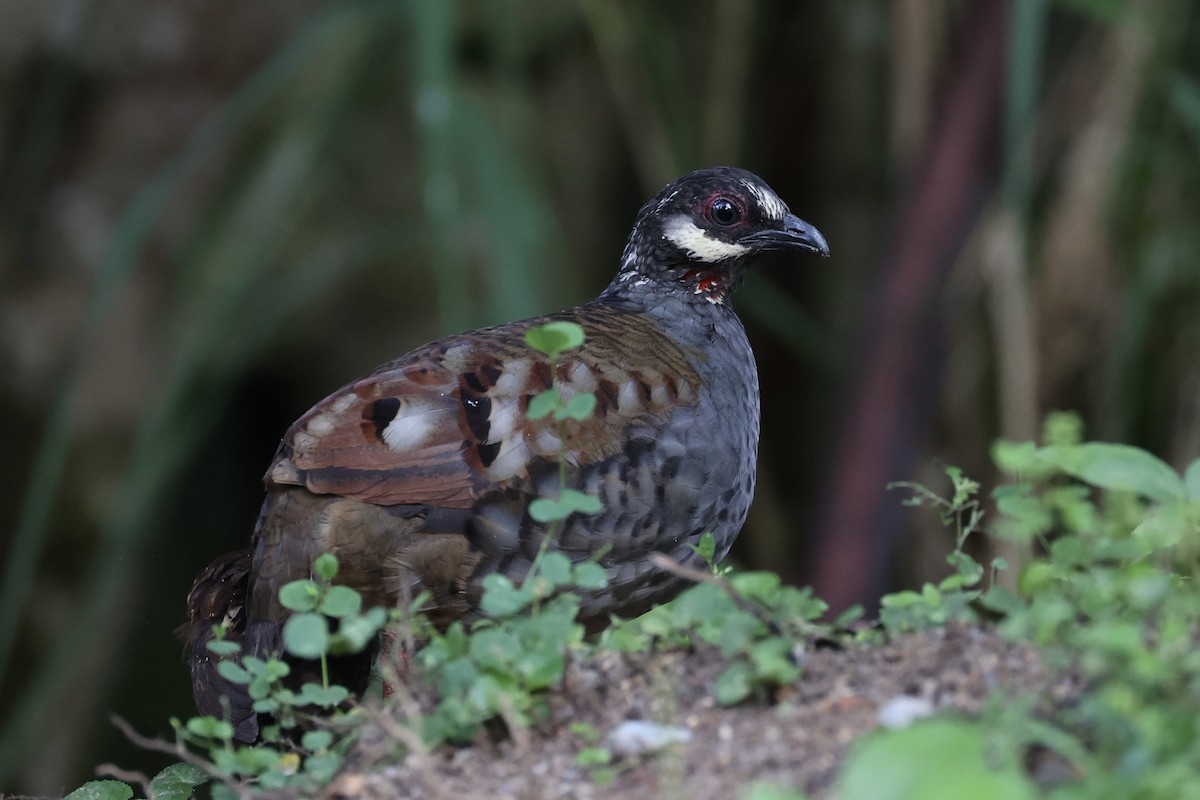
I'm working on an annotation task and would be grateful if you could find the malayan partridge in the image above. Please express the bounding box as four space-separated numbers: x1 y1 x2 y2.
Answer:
185 166 829 742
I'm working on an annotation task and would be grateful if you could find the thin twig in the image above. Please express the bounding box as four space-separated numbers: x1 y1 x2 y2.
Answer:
361 700 457 800
109 715 252 800
496 693 531 754
95 764 150 796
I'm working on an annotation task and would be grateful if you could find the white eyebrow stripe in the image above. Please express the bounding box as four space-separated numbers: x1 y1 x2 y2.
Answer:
746 182 788 221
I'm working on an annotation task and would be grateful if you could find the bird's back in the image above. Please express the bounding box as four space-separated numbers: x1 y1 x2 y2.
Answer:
249 295 760 631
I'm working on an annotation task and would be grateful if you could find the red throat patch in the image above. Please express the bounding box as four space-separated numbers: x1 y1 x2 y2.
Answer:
681 269 728 304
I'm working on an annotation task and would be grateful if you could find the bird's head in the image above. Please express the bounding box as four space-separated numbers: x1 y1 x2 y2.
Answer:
615 166 829 304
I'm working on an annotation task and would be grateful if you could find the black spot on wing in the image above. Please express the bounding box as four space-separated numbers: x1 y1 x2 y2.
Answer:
368 397 402 441
480 360 502 387
462 394 492 442
462 372 486 393
476 440 501 468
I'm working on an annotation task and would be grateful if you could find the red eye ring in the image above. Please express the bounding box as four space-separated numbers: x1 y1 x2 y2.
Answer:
704 194 745 227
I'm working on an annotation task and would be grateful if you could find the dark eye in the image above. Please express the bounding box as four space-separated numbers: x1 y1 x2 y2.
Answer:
708 196 742 227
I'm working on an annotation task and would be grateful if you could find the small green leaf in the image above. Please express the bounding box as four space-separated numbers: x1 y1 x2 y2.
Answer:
185 715 234 740
1131 507 1192 550
945 551 984 585
283 612 329 659
305 751 341 782
527 388 560 420
148 763 207 800
206 639 241 657
469 628 522 671
978 585 1024 616
217 660 251 684
518 648 566 689
689 532 717 565
253 698 280 713
560 488 602 515
480 574 534 617
313 553 339 580
332 607 387 653
320 585 362 618
1017 560 1057 597
557 392 597 421
538 552 573 587
63 781 134 800
1184 458 1200 502
465 673 505 715
301 730 334 751
279 580 320 612
297 683 350 707
715 661 753 705
571 721 601 742
990 439 1047 477
743 783 809 800
834 604 865 628
573 561 608 590
717 610 763 656
590 767 618 787
730 571 782 603
921 583 942 605
241 655 268 673
210 783 240 800
530 491 600 523
838 719 1035 800
264 658 291 679
525 321 585 358
576 746 612 766
248 675 273 700
749 638 801 683
529 497 568 522
1039 442 1185 503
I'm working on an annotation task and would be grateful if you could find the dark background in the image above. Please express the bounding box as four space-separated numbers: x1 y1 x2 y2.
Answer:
2 0 1198 793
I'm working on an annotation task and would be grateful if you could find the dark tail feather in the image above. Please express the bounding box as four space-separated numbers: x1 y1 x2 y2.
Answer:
183 549 379 744
181 549 260 743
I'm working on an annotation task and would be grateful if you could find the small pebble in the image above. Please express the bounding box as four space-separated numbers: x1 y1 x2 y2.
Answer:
606 720 693 757
876 695 935 729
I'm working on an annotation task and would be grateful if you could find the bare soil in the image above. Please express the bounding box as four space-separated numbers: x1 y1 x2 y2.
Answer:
321 624 1080 800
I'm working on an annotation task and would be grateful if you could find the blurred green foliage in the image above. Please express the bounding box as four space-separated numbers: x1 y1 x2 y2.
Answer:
2 0 1200 793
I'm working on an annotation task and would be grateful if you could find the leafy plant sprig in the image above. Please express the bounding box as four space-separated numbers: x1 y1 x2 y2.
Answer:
602 535 838 705
156 555 389 795
277 552 389 688
411 321 609 745
523 320 603 526
879 466 1008 633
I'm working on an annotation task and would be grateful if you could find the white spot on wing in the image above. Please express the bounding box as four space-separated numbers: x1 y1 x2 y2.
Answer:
530 426 563 455
292 432 318 450
488 399 521 442
494 359 530 395
331 394 356 413
382 401 436 450
485 437 530 481
306 414 335 435
650 378 672 406
617 380 640 415
661 215 750 263
568 361 598 393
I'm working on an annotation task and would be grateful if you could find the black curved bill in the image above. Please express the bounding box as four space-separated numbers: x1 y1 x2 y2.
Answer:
744 213 830 256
